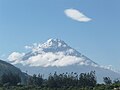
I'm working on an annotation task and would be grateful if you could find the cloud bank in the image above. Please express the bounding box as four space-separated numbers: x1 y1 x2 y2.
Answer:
8 50 116 72
8 52 25 64
8 51 88 67
8 40 94 67
7 39 119 73
7 40 118 73
64 8 92 22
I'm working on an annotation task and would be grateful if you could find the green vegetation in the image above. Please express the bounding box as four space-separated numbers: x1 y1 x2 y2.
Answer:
0 71 120 90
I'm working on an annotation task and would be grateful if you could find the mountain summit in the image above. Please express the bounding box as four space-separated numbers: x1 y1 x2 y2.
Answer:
9 38 98 67
8 39 120 82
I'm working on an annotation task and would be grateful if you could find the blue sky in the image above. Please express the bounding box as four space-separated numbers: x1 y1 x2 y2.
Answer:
0 0 120 69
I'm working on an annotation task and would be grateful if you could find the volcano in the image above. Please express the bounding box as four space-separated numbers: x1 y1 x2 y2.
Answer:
8 38 120 82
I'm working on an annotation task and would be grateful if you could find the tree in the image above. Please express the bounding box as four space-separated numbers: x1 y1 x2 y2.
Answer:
37 74 43 86
27 76 33 85
27 74 43 86
113 79 120 84
79 71 97 88
47 74 56 88
103 77 112 85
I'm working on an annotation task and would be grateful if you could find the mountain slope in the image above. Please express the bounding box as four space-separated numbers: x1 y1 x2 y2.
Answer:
0 60 27 84
9 39 98 67
8 38 120 82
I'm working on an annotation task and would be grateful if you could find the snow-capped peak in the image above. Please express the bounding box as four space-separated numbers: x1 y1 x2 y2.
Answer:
40 38 68 49
8 38 99 67
7 39 120 81
30 38 82 57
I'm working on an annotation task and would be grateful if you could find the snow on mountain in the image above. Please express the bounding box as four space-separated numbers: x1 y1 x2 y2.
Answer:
8 38 120 82
8 38 98 67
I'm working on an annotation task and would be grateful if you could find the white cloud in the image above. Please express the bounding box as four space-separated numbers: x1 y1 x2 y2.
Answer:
7 41 98 67
7 43 118 73
7 40 119 73
7 51 120 73
64 8 92 22
25 45 32 49
8 52 25 64
7 39 99 68
8 51 87 67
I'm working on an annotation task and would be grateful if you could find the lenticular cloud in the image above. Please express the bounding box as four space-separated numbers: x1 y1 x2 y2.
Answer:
64 8 92 22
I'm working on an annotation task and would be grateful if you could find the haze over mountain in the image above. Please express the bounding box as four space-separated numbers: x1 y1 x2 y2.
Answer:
8 39 120 82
